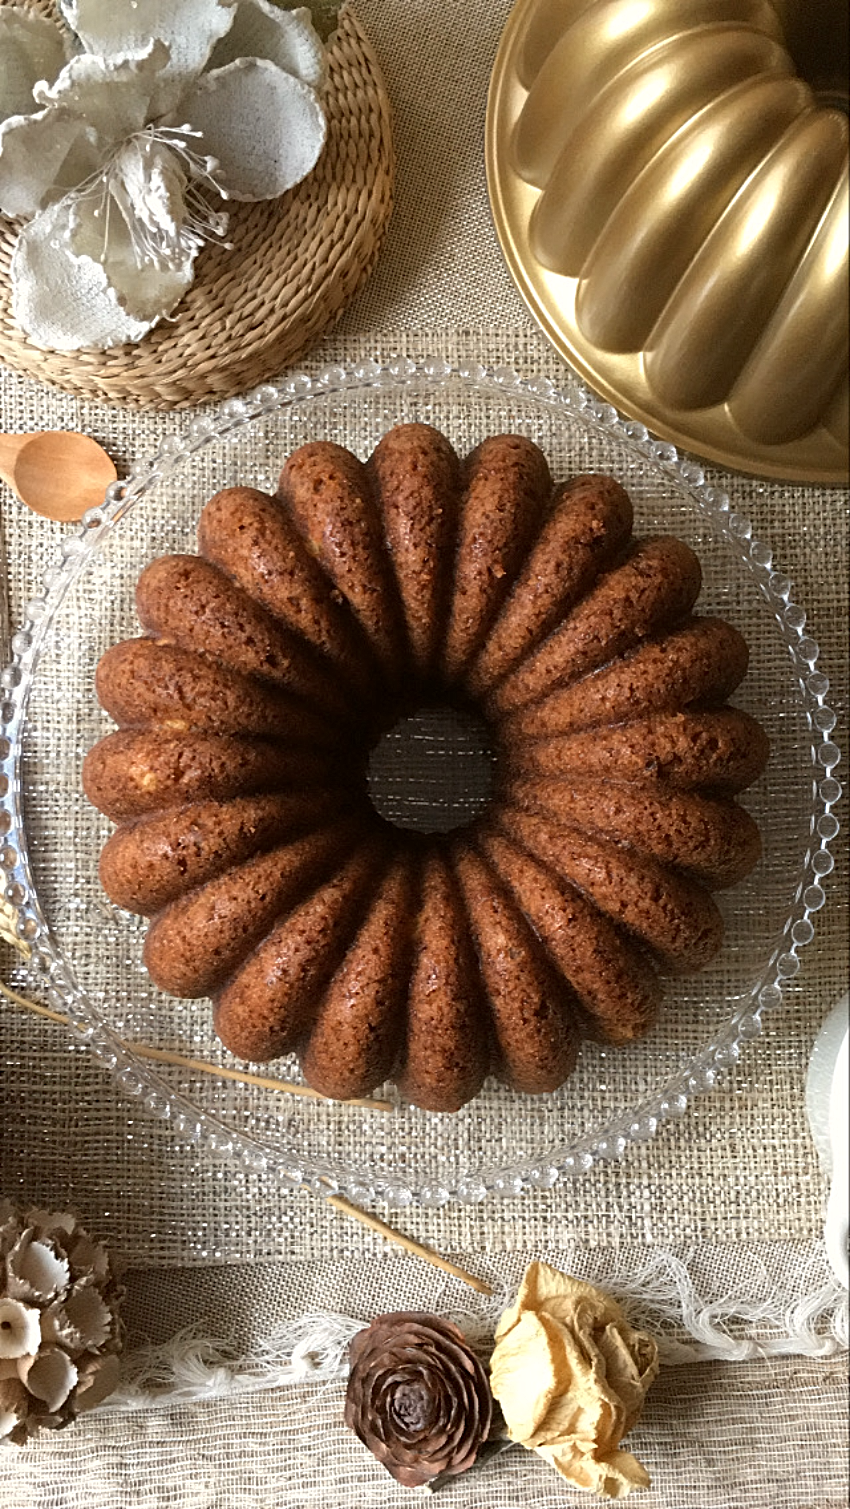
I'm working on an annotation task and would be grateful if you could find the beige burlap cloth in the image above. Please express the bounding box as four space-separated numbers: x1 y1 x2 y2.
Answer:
0 1 847 1504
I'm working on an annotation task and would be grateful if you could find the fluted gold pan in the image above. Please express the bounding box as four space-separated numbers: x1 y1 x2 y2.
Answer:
486 0 849 483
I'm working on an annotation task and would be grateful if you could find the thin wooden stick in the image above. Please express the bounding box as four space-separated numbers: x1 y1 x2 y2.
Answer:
134 1044 392 1111
0 982 392 1111
0 899 31 960
320 1184 494 1297
0 984 65 1023
1 981 493 1296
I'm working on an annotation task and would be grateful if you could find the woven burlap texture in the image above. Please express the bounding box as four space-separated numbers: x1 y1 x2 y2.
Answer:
3 1354 845 1509
0 0 847 1504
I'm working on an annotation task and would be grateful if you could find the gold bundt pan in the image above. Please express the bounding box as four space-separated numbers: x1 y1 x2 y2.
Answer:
486 0 849 483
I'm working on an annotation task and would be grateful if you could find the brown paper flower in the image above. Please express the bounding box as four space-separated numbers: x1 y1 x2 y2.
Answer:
490 1263 659 1500
344 1311 493 1488
0 1202 124 1444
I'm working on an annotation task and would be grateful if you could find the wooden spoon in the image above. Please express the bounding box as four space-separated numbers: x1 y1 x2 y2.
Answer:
0 430 118 522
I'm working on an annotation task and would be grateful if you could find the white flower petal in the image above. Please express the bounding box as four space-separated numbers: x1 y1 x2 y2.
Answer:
0 1300 41 1360
74 1353 121 1413
18 1348 78 1413
69 142 212 311
46 1283 113 1352
12 195 195 350
206 1 325 88
6 1233 70 1303
34 43 173 143
0 1379 28 1440
13 201 157 350
25 1210 77 1241
181 57 325 201
0 108 102 219
67 1234 110 1283
0 1216 20 1262
60 0 236 96
0 10 68 124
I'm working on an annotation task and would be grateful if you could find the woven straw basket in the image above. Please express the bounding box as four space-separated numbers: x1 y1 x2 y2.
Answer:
0 2 394 409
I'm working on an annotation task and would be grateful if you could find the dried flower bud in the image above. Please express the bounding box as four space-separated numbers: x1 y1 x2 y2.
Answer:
0 1299 41 1359
344 1311 493 1489
490 1262 659 1500
0 1202 124 1445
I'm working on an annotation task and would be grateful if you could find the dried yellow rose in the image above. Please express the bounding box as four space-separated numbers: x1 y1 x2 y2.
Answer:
490 1262 659 1500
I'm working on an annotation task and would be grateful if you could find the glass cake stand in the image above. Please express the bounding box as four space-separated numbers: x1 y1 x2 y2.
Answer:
0 360 842 1206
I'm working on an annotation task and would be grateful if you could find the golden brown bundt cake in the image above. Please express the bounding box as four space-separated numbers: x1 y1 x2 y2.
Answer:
85 423 769 1111
276 441 408 690
485 532 702 716
301 848 419 1101
367 423 461 682
501 775 762 890
197 484 378 703
451 841 579 1094
466 472 633 698
440 434 552 683
395 846 491 1113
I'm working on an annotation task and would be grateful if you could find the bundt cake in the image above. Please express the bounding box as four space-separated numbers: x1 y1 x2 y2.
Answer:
83 422 769 1112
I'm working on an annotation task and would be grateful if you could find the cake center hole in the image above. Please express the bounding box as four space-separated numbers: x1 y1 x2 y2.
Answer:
367 704 494 834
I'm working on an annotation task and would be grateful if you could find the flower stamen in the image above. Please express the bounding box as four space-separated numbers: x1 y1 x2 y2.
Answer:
73 122 231 272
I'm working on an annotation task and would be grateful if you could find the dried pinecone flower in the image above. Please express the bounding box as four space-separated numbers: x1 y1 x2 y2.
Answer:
344 1311 493 1489
0 1203 124 1446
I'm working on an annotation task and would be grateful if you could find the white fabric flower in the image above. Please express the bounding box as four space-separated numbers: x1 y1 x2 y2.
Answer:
0 10 69 121
0 0 327 350
17 1348 79 1413
0 1299 41 1360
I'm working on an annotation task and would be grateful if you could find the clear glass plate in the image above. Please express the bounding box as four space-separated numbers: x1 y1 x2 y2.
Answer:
0 359 842 1207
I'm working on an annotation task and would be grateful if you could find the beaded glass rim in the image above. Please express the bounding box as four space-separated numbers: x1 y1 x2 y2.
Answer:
0 357 843 1208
